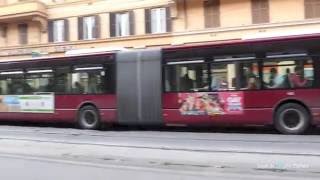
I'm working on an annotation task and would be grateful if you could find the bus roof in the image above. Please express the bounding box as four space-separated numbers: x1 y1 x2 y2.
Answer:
65 47 129 56
163 33 320 60
0 51 115 64
0 52 115 71
163 32 320 52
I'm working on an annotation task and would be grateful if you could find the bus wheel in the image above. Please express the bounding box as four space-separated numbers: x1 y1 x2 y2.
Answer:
78 106 100 130
275 103 310 135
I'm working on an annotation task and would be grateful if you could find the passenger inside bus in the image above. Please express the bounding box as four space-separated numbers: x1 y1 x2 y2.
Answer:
180 73 194 91
73 82 84 94
244 66 259 90
283 68 291 88
266 68 285 88
211 77 228 91
43 79 55 92
289 66 308 88
88 74 98 94
8 80 33 94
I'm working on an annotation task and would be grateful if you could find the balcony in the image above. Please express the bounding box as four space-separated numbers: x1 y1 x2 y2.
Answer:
0 1 48 32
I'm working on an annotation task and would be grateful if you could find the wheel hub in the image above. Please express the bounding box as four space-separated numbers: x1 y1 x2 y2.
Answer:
279 108 304 131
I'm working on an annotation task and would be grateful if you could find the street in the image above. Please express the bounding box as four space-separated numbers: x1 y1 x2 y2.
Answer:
0 125 319 179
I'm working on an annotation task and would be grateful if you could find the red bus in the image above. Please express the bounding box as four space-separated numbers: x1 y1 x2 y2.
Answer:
0 52 116 130
0 34 319 134
161 34 320 135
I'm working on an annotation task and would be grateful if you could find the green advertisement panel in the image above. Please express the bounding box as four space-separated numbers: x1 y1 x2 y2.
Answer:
0 95 54 113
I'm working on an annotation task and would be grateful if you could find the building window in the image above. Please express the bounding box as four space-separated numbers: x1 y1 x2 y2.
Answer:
110 11 134 37
251 0 269 24
116 13 130 36
204 0 220 28
78 15 100 40
18 24 28 45
48 19 68 43
305 0 320 19
145 7 171 34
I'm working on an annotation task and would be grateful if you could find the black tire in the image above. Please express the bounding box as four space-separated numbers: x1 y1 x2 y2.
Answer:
77 105 100 130
274 103 310 135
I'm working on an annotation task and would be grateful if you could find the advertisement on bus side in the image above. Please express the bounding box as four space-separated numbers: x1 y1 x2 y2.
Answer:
0 95 54 113
178 92 243 116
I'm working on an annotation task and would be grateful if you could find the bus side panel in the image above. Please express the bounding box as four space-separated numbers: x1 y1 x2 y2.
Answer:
0 111 75 122
162 93 209 125
244 89 320 108
0 95 117 123
55 94 117 123
163 89 320 126
162 92 273 126
296 89 320 125
245 89 320 125
162 109 273 126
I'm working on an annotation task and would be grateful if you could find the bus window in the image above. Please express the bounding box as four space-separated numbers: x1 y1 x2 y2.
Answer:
263 58 313 89
25 69 54 93
263 60 295 89
0 71 26 95
302 59 314 87
55 67 72 94
104 63 115 93
72 65 106 94
164 63 209 92
0 80 7 95
210 63 237 91
239 62 260 90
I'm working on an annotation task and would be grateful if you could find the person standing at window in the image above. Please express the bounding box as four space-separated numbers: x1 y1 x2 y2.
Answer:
180 73 194 91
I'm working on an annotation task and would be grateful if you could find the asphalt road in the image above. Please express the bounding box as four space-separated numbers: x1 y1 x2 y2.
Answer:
0 125 319 179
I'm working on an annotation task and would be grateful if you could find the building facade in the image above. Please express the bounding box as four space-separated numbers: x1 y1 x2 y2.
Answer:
0 0 319 60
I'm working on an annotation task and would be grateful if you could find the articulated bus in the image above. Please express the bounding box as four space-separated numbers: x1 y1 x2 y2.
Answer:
0 34 320 134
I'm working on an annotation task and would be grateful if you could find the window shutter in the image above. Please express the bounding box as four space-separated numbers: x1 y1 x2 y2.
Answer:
110 13 116 37
316 1 320 18
78 17 83 40
204 0 213 28
1 26 7 38
305 0 313 18
129 11 135 35
145 9 151 34
251 0 260 24
305 0 320 19
204 0 220 28
48 21 53 42
260 0 269 23
212 0 220 27
18 24 28 45
166 7 172 32
251 0 269 24
94 15 100 39
64 19 69 41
